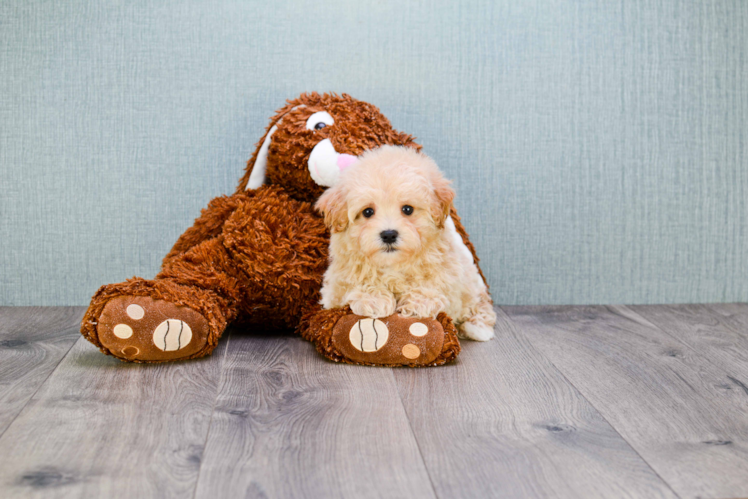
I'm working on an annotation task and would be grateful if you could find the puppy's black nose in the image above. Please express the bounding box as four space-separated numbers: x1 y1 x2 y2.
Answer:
380 229 399 244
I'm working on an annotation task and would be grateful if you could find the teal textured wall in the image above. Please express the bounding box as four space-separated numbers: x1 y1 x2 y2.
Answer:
1 0 746 306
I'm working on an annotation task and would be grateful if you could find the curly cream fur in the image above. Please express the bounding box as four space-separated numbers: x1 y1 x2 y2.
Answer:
316 146 496 341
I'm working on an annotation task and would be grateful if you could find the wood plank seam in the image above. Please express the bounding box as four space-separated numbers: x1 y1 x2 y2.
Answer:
390 368 439 499
190 329 233 499
395 306 678 498
501 304 748 498
498 307 682 498
0 331 80 442
192 333 436 497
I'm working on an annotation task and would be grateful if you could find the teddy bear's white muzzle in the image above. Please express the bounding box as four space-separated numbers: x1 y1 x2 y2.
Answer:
308 139 358 187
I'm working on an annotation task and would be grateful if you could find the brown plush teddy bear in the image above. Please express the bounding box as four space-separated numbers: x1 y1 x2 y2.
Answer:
81 92 487 366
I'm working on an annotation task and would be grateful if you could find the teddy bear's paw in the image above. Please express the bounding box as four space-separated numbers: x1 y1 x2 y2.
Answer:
96 296 210 362
331 314 447 366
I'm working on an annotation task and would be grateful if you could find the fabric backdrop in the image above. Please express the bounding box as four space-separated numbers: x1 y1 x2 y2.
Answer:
1 0 746 306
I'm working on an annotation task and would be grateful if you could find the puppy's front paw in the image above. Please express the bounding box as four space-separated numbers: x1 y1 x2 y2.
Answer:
459 320 495 341
348 292 397 319
397 293 448 319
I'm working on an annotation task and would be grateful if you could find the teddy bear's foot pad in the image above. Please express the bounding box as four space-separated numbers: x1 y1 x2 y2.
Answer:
97 296 209 362
332 315 445 366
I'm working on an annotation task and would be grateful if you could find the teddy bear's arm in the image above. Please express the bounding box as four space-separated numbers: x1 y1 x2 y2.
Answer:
161 192 252 267
221 185 329 283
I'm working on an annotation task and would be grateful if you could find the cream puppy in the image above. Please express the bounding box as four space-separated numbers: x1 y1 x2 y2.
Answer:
315 145 496 341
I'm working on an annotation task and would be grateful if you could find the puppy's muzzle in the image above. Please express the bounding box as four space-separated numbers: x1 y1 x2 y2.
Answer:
380 230 399 245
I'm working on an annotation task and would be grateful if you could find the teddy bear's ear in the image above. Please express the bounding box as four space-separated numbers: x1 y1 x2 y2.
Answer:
236 100 303 193
431 174 455 229
245 124 278 190
315 186 349 233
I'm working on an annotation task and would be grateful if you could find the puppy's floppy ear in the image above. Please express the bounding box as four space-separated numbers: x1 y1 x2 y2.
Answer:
430 174 455 229
315 185 349 233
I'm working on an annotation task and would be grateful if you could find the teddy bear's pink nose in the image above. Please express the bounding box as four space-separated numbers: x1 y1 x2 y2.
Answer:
337 154 358 171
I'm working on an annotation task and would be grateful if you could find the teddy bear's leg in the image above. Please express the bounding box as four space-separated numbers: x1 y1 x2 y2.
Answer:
300 306 461 367
82 236 243 363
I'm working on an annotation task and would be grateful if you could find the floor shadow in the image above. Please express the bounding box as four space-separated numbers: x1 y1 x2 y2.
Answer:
225 323 298 339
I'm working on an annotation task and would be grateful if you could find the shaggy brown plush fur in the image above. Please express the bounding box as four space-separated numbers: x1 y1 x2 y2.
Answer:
81 92 486 364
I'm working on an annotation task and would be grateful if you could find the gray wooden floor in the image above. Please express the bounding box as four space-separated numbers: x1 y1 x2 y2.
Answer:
1 305 747 498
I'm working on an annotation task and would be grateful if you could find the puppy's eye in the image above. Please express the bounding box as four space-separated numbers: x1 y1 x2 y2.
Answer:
362 207 375 218
314 122 326 130
401 205 414 216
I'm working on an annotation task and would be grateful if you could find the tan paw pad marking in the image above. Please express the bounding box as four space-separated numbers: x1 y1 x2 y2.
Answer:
122 346 139 357
349 318 389 352
402 344 421 359
113 324 133 339
126 304 145 320
153 319 193 352
409 322 429 337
